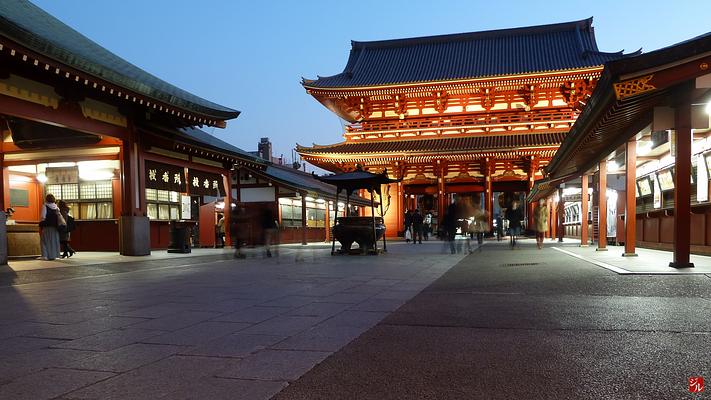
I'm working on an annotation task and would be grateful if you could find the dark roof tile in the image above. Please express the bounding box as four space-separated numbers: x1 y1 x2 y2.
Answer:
304 18 636 89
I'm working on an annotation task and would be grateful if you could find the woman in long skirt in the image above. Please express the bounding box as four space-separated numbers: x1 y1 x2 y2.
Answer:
40 194 61 261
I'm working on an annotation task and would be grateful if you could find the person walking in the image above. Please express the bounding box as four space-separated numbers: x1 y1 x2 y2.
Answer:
470 204 489 250
230 205 248 259
260 206 278 257
404 209 413 242
423 210 432 241
505 200 524 250
495 213 503 241
39 194 61 261
57 200 76 258
411 209 424 244
216 213 225 248
442 201 459 254
534 199 549 249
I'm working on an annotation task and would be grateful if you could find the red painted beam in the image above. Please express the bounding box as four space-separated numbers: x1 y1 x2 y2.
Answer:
0 94 127 140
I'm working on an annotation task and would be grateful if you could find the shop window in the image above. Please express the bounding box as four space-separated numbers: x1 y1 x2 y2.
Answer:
46 178 113 220
146 189 182 221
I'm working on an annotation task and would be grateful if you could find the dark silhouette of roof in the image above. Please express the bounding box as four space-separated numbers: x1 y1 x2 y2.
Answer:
303 18 637 89
0 0 239 120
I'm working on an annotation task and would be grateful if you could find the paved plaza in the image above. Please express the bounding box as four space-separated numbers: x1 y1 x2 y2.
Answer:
0 242 465 399
1 239 711 399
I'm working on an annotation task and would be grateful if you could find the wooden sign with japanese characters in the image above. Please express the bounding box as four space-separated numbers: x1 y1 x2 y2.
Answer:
145 161 186 192
188 169 223 196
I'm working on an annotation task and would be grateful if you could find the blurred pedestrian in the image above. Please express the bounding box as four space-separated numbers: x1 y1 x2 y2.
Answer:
260 206 278 257
506 200 524 249
535 199 549 249
57 200 76 258
442 201 459 254
230 204 248 259
404 209 413 242
39 194 61 261
411 209 424 244
423 210 432 241
216 213 225 248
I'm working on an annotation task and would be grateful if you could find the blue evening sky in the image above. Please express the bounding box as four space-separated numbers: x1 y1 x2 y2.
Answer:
30 0 711 170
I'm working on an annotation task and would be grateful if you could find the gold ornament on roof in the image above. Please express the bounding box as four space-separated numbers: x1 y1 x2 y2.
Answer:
613 75 656 100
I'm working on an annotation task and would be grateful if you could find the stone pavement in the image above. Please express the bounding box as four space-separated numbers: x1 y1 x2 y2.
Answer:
0 241 465 400
276 238 711 400
552 241 711 274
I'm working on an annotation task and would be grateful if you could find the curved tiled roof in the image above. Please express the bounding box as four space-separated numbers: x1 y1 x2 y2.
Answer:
304 18 636 89
298 132 566 155
0 0 239 120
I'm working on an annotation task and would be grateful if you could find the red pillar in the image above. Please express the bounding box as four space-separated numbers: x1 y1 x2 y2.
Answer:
580 175 589 247
623 139 637 256
301 194 307 245
0 152 5 212
597 160 608 251
671 103 694 268
550 198 557 240
437 164 446 222
397 182 404 234
485 162 493 230
527 158 535 230
224 172 233 247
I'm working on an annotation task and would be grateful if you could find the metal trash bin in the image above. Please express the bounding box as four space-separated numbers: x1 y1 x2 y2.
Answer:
167 221 191 253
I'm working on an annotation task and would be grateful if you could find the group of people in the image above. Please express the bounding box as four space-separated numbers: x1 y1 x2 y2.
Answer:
403 197 550 252
39 194 77 261
403 209 433 244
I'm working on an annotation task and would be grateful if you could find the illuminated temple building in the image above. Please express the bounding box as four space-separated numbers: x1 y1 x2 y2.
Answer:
298 18 635 236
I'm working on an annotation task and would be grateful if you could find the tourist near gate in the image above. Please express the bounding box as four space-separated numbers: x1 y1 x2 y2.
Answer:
298 18 636 239
530 31 711 268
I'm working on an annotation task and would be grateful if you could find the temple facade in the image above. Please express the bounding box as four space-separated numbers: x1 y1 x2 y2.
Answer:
298 18 634 236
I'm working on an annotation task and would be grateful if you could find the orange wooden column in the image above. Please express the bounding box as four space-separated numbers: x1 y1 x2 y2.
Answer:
485 164 493 230
597 160 608 251
301 194 307 245
671 103 694 268
223 173 233 247
0 152 5 212
550 198 557 240
623 140 637 257
437 163 446 222
580 175 589 247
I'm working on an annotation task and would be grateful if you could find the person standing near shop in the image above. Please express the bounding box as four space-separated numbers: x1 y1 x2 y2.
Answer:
423 210 433 241
57 200 76 258
534 199 549 249
39 194 61 261
404 209 413 242
230 205 248 259
216 213 225 248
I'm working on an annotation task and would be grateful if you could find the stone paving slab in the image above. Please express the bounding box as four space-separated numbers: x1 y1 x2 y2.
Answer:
216 349 331 381
180 333 287 358
141 321 251 346
0 348 96 385
51 327 166 352
62 343 183 373
0 368 115 400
